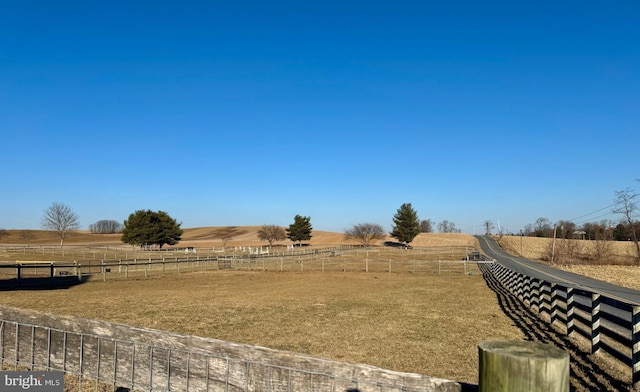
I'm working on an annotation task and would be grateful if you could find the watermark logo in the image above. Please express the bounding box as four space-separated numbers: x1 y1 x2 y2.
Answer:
0 372 63 391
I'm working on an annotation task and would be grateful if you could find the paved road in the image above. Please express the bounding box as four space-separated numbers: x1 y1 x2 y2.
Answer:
476 235 640 305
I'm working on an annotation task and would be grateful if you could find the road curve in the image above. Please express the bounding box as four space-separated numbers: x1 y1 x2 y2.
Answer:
476 235 640 305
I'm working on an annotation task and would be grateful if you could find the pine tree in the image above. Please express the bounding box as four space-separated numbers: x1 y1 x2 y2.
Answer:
286 215 313 246
121 210 183 249
390 203 421 245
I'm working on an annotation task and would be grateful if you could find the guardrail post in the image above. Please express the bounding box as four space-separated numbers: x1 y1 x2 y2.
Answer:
550 283 558 326
566 287 574 336
632 306 640 389
532 278 540 314
538 282 548 318
591 293 601 354
516 273 524 302
523 276 531 306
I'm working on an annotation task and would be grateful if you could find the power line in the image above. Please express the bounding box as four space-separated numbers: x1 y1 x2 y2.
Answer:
573 211 617 226
568 203 616 223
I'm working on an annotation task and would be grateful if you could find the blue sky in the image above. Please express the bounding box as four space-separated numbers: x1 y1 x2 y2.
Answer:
1 1 638 234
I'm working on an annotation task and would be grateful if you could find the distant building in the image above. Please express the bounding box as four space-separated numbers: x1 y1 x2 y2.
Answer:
572 230 586 240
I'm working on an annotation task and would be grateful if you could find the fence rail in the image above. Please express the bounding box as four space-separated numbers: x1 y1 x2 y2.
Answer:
489 262 640 389
0 306 460 392
0 246 483 286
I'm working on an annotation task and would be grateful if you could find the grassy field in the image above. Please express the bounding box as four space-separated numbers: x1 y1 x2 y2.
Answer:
0 227 481 248
0 259 523 385
0 270 523 384
3 228 640 387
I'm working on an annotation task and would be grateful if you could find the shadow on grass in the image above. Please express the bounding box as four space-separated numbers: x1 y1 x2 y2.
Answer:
479 264 632 392
0 275 90 291
383 241 413 249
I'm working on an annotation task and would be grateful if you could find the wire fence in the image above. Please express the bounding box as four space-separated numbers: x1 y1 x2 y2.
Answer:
0 246 482 286
0 245 481 391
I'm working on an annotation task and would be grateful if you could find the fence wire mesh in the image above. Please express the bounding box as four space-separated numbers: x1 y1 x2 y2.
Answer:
0 319 454 392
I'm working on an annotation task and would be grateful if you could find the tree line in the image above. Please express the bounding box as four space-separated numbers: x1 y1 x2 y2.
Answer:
8 201 459 249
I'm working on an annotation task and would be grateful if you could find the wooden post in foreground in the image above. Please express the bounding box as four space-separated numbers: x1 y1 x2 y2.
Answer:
479 340 569 392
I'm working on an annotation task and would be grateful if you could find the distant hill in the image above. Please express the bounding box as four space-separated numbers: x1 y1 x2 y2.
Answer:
0 227 479 249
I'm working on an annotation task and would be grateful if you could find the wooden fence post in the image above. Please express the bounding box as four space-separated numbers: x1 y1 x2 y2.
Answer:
479 340 569 392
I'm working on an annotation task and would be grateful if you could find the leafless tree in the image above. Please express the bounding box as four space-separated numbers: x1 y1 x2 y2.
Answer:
344 223 386 247
257 224 286 246
533 217 553 237
591 226 614 264
555 220 577 239
545 238 580 265
89 219 123 234
221 235 232 250
420 219 433 233
613 187 640 262
483 220 494 235
437 220 461 233
41 202 80 248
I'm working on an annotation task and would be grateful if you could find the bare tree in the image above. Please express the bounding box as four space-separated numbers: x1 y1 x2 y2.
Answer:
344 223 386 247
41 202 80 247
533 217 553 237
591 226 614 264
257 224 286 246
89 219 124 234
483 220 494 235
420 219 433 233
437 220 461 233
220 235 232 250
613 187 640 262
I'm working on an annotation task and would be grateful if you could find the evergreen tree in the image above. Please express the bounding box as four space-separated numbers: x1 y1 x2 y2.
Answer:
286 215 313 246
390 203 421 245
121 210 183 248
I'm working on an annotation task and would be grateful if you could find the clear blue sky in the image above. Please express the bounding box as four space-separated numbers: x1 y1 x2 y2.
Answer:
1 1 638 234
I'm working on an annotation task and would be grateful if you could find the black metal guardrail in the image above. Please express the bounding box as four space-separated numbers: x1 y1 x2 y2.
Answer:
489 262 640 389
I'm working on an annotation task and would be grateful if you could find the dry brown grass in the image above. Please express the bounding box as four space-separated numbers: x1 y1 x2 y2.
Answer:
556 265 640 291
496 235 638 264
5 229 637 388
0 268 523 384
495 235 640 292
0 227 479 249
